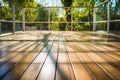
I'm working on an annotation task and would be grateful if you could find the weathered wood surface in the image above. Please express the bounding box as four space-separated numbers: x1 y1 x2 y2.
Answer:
0 31 120 80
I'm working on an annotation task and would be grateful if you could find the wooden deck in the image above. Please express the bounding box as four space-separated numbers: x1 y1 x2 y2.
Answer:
0 31 120 80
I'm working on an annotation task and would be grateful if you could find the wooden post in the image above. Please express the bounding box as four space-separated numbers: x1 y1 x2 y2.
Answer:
71 8 73 31
0 22 1 35
107 0 110 33
12 4 15 33
0 3 1 35
22 8 25 31
48 8 50 31
93 7 96 31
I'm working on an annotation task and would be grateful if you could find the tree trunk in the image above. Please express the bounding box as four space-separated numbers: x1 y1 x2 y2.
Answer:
61 0 73 31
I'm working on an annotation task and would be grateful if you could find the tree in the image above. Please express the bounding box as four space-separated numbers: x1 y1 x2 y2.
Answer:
36 7 49 30
1 5 12 20
3 0 34 6
110 0 120 19
2 0 39 22
110 0 120 30
61 0 73 21
72 0 94 31
25 2 38 22
60 0 95 31
61 0 73 30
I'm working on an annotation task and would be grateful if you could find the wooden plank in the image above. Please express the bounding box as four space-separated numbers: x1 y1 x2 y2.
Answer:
56 53 71 80
0 41 19 49
0 42 29 58
55 36 74 80
19 51 48 80
89 43 120 70
0 41 42 79
0 42 21 50
65 42 93 80
0 31 120 80
19 35 56 80
88 42 120 61
0 42 34 65
37 36 58 80
66 32 114 80
0 42 37 79
65 34 95 80
88 52 120 80
78 52 113 80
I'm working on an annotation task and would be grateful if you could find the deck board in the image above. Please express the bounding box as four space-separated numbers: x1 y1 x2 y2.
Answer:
0 31 120 80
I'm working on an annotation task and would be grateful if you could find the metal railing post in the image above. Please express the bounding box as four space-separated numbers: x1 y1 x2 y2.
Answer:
93 6 96 31
0 22 1 35
12 4 15 34
71 8 73 31
0 3 1 35
107 0 110 33
48 8 50 31
22 8 25 31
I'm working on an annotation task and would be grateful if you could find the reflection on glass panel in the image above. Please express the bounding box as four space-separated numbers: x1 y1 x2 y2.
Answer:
36 23 48 30
95 0 108 21
58 23 66 31
110 0 120 20
50 23 71 31
95 0 104 5
110 22 120 31
96 6 107 21
16 23 22 31
96 23 107 31
25 23 48 30
110 7 120 20
1 22 13 33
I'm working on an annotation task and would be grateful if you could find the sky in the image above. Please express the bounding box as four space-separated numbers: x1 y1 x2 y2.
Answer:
0 0 117 8
0 0 4 6
34 0 62 7
0 0 62 7
34 0 64 17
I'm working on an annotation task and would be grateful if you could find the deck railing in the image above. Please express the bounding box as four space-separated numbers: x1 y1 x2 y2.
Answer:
0 0 120 35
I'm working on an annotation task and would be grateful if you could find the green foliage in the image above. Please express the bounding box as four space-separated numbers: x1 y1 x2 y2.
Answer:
36 24 43 30
1 0 120 31
96 0 120 30
73 0 94 7
22 1 38 22
65 23 71 31
37 8 48 22
110 0 120 30
50 23 59 31
25 8 38 22
1 6 12 20
36 23 48 30
110 0 120 19
50 8 59 22
15 7 22 21
73 24 82 31
61 0 73 7
96 23 107 30
73 23 90 31
3 0 34 7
